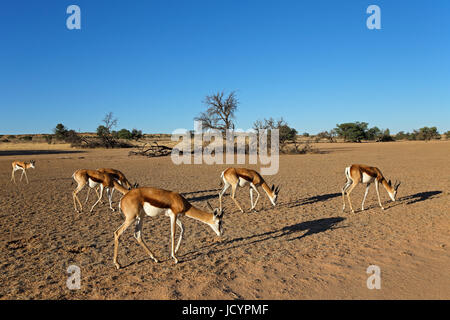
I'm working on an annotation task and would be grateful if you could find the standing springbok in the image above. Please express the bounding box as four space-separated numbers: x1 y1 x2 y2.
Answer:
114 187 223 269
342 164 401 213
219 168 280 213
11 160 35 184
72 169 135 213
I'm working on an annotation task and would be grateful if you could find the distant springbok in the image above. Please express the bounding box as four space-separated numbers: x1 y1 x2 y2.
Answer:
11 160 35 184
219 168 280 212
342 164 401 213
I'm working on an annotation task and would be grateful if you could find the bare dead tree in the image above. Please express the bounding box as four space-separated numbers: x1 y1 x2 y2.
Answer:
97 112 118 148
103 112 118 131
195 91 238 135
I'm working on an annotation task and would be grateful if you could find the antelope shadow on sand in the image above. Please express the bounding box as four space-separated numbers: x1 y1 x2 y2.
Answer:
182 188 221 195
179 216 347 263
282 192 341 209
399 190 442 205
348 190 443 212
119 216 347 267
183 189 221 203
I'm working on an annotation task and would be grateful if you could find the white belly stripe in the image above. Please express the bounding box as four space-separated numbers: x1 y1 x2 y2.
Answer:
88 178 99 188
238 178 248 187
143 202 166 217
361 173 374 184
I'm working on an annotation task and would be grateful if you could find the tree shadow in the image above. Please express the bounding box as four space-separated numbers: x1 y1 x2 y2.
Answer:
399 191 442 205
180 217 346 263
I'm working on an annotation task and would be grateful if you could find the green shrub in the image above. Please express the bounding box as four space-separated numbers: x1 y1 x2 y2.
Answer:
394 131 410 140
117 128 133 140
334 122 368 142
54 123 68 140
411 127 441 141
131 129 143 140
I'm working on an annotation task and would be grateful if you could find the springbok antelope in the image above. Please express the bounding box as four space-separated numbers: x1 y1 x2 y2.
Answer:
114 187 223 269
342 164 401 213
72 169 135 213
219 168 280 213
84 168 132 204
11 160 35 184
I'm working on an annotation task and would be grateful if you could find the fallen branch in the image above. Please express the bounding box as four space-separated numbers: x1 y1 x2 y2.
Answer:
128 142 173 157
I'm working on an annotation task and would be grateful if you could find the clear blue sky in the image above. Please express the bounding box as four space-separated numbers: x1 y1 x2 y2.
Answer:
0 0 449 135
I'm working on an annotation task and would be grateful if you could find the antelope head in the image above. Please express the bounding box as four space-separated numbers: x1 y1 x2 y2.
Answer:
388 179 401 201
269 184 280 206
206 200 224 236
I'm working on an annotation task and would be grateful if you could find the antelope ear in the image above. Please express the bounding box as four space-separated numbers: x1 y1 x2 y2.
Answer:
388 179 392 186
271 184 274 191
214 208 223 218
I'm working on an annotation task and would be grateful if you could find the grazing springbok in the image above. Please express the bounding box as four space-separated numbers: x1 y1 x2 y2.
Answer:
342 164 401 213
11 160 35 184
114 187 223 269
72 169 135 213
219 167 280 213
84 168 133 204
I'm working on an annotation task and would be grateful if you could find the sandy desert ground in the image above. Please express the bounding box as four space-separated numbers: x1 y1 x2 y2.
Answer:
0 140 449 299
